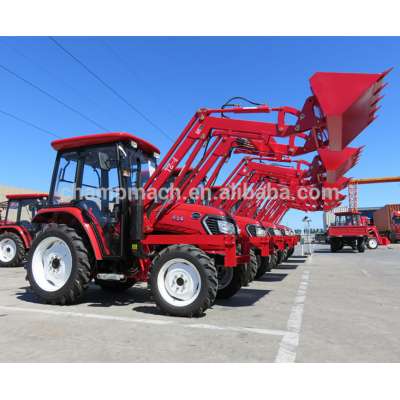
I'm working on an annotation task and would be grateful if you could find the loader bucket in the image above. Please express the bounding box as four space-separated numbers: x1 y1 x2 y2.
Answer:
310 69 391 151
321 177 348 210
318 147 362 183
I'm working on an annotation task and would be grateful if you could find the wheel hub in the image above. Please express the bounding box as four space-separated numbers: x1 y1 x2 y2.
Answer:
31 237 73 292
0 238 17 263
157 258 202 306
50 256 61 271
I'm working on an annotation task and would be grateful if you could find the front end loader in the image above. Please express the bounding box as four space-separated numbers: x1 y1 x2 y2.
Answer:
25 70 389 317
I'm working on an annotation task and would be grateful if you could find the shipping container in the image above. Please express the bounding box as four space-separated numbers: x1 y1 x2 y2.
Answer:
373 204 400 242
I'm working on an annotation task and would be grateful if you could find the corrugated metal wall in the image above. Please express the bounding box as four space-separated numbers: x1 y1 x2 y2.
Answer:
323 206 349 230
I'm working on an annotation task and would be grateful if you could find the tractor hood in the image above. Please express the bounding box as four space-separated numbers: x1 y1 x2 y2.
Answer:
153 203 234 235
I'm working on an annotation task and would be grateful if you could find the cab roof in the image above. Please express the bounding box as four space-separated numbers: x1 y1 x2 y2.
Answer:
335 211 360 216
51 132 160 155
6 193 48 200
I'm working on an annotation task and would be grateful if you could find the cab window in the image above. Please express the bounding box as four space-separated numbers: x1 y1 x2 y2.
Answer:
5 201 19 224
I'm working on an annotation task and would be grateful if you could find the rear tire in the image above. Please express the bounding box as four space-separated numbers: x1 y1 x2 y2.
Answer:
366 237 378 250
216 265 244 300
27 224 92 305
389 232 397 244
0 232 25 267
330 238 342 253
357 239 366 253
283 249 289 262
244 249 258 285
149 245 218 317
255 255 271 279
276 250 284 265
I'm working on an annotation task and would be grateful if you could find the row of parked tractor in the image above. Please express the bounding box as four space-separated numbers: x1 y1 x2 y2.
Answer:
0 69 390 317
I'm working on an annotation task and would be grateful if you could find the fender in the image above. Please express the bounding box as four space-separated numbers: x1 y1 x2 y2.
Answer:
33 207 104 260
0 225 31 249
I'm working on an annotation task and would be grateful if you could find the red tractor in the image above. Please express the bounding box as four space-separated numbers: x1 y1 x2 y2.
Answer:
26 133 251 317
359 216 390 249
328 211 369 252
25 70 388 317
0 194 48 267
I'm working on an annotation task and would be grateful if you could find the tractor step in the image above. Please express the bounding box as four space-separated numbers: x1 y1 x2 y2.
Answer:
96 273 126 281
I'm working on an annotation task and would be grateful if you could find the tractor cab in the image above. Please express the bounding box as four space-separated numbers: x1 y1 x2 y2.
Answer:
1 194 48 232
328 211 369 253
38 133 159 258
333 211 362 227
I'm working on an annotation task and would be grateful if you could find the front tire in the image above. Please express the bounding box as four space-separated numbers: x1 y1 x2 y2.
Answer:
366 237 378 250
149 245 218 317
0 232 25 267
27 224 92 305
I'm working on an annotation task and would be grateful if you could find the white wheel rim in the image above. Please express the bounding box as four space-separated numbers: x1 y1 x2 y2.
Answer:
31 237 73 292
369 239 378 249
0 238 17 263
218 267 234 290
157 258 201 307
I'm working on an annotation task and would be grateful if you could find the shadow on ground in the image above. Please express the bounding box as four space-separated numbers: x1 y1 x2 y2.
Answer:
215 288 271 307
314 249 357 254
257 272 288 282
274 263 299 270
16 284 152 308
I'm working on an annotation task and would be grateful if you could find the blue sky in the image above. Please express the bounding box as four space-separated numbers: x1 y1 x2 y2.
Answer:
0 37 399 229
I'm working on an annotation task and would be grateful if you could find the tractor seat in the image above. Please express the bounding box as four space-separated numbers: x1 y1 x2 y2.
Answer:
19 220 33 231
76 199 108 227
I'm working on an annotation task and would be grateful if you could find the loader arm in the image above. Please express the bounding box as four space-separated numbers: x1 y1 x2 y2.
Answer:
144 70 388 228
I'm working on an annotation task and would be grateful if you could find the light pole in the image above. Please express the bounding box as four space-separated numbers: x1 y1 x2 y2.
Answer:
302 216 312 255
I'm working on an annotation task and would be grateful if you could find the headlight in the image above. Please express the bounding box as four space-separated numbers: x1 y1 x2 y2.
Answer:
255 226 267 237
217 220 236 235
246 224 266 237
203 216 237 235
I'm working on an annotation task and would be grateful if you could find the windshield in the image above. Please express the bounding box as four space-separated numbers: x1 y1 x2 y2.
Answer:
19 199 45 222
5 201 19 224
393 216 400 225
125 146 157 189
334 214 360 226
51 144 157 205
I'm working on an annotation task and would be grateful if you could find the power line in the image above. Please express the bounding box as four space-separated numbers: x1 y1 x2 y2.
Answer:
0 107 62 139
49 37 174 143
0 63 110 131
0 41 116 124
101 39 181 120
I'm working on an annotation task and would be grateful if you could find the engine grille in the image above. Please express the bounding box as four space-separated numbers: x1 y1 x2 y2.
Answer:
247 225 257 237
203 216 237 235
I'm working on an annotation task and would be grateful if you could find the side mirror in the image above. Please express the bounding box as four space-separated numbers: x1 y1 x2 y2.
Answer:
98 152 111 171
